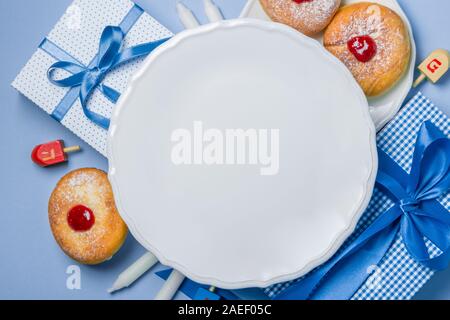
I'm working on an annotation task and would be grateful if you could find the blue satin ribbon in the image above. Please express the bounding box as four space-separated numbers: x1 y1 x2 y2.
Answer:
41 5 171 129
275 121 450 300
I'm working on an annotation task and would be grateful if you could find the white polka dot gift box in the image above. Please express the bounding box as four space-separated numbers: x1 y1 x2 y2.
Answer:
12 0 173 156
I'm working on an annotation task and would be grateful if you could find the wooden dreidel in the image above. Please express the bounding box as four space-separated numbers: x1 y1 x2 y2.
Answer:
413 49 450 88
31 140 80 167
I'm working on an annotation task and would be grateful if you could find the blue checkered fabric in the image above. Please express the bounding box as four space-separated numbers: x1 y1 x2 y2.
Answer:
265 92 450 300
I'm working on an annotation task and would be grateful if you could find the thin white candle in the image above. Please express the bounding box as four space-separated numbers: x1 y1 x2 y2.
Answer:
108 252 158 293
154 270 186 300
176 2 200 29
203 0 223 22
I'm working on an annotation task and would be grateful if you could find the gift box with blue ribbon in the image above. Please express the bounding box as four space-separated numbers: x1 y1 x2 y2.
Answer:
12 0 173 156
158 92 450 300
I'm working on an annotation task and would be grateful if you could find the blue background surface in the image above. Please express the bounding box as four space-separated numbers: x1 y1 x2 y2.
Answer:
0 0 449 300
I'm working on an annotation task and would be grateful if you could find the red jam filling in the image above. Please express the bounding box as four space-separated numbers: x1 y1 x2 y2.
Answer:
292 0 313 3
347 35 377 63
67 205 95 232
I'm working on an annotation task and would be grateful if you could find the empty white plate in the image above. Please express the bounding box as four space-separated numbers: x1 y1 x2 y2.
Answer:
108 19 378 289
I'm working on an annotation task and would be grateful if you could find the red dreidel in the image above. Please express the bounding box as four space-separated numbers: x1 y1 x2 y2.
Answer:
31 140 81 167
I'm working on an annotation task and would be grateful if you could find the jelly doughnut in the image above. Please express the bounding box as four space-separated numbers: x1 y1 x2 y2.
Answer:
324 2 411 97
260 0 341 36
48 168 128 265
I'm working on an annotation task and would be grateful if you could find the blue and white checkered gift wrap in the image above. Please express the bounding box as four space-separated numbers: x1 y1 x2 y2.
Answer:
265 92 450 300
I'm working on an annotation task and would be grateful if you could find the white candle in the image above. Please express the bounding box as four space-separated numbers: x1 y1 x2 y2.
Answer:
108 252 159 293
203 0 223 22
154 270 186 300
176 2 200 29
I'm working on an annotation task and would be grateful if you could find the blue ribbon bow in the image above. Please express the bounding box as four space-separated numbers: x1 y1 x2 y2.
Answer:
275 121 450 300
46 25 170 129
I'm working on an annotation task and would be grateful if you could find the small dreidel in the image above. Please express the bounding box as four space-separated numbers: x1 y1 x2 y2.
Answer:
31 140 81 167
413 49 450 88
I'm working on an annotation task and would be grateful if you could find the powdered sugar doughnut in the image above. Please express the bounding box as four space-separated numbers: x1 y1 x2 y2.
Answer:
48 168 128 265
260 0 341 36
324 2 411 97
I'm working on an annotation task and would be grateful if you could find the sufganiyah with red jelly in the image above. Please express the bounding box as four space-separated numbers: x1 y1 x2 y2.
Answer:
48 168 128 265
259 0 341 36
324 2 411 97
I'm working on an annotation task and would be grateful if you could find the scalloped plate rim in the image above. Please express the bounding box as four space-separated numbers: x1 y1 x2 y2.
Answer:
107 19 378 289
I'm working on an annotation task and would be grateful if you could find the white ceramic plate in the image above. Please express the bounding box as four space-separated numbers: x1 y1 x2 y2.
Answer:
108 19 377 289
241 0 416 131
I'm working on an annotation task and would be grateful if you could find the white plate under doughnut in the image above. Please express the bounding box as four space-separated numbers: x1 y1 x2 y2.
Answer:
241 0 416 131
